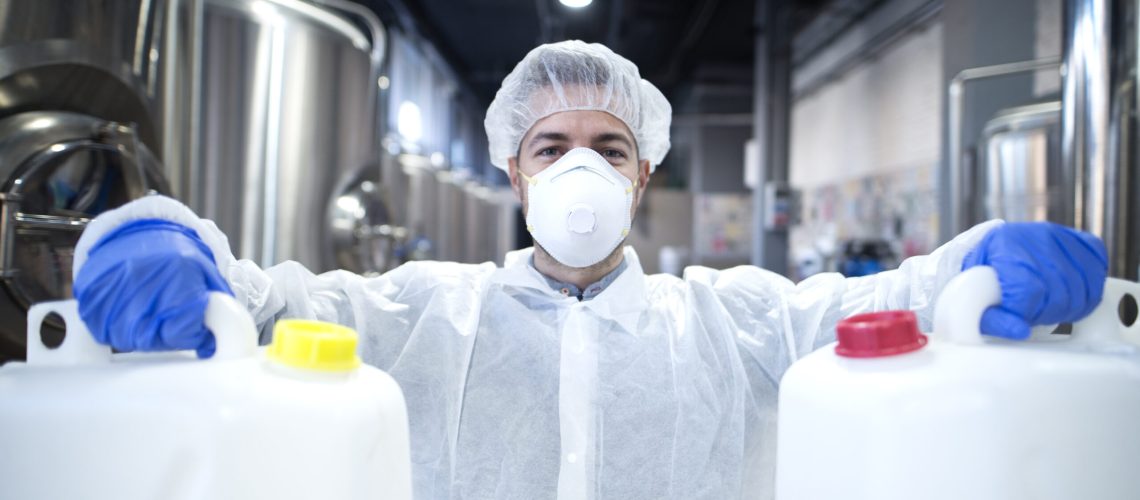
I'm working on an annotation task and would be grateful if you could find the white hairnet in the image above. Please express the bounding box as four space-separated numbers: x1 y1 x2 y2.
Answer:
484 40 672 172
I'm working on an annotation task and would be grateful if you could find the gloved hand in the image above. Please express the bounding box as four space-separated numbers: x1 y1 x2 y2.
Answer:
961 222 1108 340
73 219 233 357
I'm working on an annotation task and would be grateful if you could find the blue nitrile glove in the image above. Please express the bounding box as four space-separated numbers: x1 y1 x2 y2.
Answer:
961 222 1108 340
73 219 233 357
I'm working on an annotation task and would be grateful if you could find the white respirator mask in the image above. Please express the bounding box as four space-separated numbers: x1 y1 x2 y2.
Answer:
519 147 637 269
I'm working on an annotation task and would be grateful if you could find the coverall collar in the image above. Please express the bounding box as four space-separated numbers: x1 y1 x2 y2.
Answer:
494 246 649 334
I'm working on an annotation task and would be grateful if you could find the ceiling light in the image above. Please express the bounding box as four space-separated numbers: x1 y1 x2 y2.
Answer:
397 101 423 143
559 0 592 7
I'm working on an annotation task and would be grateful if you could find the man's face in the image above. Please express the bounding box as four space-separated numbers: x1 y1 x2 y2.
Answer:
508 110 651 223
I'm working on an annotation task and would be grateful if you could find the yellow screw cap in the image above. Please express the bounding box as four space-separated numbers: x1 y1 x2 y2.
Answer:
268 320 361 372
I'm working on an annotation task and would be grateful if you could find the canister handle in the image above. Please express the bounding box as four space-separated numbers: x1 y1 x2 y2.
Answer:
26 292 257 365
933 266 1002 345
934 265 1140 347
204 292 259 360
1072 278 1140 346
26 299 111 365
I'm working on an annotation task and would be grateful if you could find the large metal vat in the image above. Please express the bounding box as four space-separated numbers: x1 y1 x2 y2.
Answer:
379 149 519 265
978 101 1068 224
961 0 1140 280
0 0 388 362
0 0 172 361
162 0 386 271
1062 0 1139 279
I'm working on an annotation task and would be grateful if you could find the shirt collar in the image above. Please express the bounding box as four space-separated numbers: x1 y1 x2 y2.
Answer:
531 255 628 301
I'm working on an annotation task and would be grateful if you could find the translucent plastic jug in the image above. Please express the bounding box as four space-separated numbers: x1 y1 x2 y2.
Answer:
776 267 1140 500
0 293 413 500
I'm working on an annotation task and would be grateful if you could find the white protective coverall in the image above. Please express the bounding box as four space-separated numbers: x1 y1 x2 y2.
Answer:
74 194 999 500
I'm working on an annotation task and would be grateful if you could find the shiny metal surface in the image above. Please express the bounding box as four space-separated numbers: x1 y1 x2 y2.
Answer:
0 0 163 148
946 57 1062 234
162 0 386 271
0 0 177 362
0 0 386 362
979 101 1066 223
458 182 517 265
404 156 440 258
1062 0 1139 279
0 110 168 360
328 163 405 274
1062 0 1112 239
434 170 469 261
381 149 519 265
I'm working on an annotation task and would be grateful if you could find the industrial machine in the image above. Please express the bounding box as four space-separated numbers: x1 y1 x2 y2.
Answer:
952 0 1139 279
0 0 391 363
162 0 388 272
977 101 1065 224
0 1 171 362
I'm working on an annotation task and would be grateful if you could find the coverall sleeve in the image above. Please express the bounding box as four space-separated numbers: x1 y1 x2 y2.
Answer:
71 195 492 369
691 220 1002 380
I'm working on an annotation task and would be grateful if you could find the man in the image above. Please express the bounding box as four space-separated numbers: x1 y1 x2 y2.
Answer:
72 41 1106 499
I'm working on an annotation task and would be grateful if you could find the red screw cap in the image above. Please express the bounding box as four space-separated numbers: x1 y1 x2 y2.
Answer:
835 310 928 358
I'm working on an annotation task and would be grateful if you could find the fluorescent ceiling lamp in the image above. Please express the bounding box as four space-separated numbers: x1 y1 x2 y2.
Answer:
397 101 423 143
559 0 592 7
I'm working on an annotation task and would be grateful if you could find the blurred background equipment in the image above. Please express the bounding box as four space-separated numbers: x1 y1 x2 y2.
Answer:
161 0 388 273
977 101 1064 224
839 239 898 277
0 1 172 361
0 0 398 363
941 0 1139 279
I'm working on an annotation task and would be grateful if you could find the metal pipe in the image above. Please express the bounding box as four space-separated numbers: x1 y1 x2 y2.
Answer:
1062 0 1110 239
1062 0 1138 279
0 193 20 278
947 57 1061 234
750 0 793 274
13 214 90 231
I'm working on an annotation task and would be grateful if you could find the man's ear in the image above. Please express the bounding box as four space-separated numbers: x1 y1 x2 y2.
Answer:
637 159 651 198
508 157 522 201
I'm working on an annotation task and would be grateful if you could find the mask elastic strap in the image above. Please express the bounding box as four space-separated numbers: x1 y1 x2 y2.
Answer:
518 169 539 186
520 169 537 234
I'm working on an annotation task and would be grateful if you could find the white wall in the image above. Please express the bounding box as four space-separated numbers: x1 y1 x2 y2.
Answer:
1034 0 1062 96
790 21 944 189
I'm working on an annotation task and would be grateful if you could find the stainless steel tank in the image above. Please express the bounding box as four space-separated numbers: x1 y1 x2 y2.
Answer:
328 162 404 275
162 0 386 271
435 170 469 261
0 1 172 361
978 101 1069 224
0 0 388 362
1062 0 1139 279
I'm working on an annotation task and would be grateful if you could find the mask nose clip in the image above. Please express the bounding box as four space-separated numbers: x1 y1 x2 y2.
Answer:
566 204 597 234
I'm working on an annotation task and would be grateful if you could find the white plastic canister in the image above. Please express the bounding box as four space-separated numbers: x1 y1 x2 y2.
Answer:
0 293 413 500
776 267 1140 500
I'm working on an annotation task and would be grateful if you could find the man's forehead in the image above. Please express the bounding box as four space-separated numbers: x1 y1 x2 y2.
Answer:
522 110 635 146
519 83 636 142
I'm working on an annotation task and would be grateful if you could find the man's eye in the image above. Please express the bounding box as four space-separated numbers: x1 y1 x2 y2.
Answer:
602 149 626 159
537 147 560 157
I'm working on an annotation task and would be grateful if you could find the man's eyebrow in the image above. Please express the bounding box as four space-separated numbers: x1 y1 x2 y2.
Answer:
593 132 634 150
526 132 570 149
